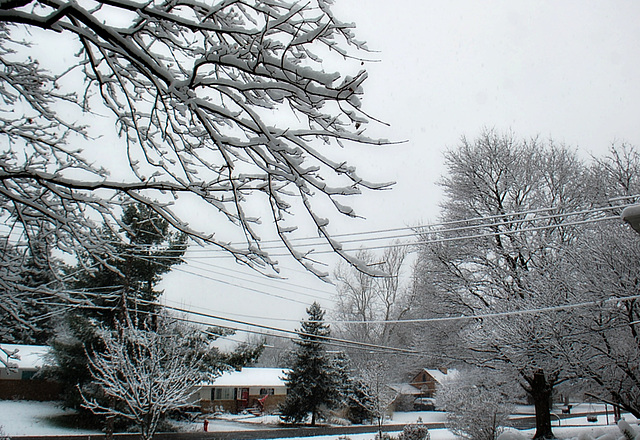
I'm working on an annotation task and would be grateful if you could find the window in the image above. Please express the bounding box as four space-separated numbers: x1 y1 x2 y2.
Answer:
259 388 275 395
214 388 235 400
21 370 36 380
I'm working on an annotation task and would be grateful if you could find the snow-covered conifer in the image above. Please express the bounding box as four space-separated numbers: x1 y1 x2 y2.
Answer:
280 302 339 426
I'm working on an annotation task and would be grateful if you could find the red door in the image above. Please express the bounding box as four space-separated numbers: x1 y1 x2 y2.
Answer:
239 388 249 410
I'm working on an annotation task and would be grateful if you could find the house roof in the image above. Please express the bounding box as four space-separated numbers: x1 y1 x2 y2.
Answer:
388 383 421 395
204 368 288 387
1 344 51 370
422 368 448 384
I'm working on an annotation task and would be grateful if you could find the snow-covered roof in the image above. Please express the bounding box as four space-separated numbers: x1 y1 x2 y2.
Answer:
204 368 288 387
388 383 421 395
1 344 51 370
423 368 448 384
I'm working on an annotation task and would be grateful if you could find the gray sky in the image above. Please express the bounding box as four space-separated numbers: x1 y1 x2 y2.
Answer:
160 1 640 339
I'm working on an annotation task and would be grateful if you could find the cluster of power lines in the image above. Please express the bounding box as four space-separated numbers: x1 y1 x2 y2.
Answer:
6 194 640 357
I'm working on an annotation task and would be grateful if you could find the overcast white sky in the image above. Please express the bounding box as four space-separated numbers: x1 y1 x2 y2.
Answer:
160 1 640 341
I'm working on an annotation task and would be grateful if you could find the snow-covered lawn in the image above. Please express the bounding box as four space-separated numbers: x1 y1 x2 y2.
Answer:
0 400 102 436
0 400 637 440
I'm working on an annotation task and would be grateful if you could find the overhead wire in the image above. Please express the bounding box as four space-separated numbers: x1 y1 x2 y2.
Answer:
8 194 624 255
139 299 423 355
102 197 638 257
7 196 640 353
179 258 335 299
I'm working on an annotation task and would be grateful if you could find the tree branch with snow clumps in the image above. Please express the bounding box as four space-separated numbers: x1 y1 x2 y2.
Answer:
0 0 393 281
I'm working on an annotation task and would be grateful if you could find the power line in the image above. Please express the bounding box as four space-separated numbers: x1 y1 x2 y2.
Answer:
181 258 335 299
321 294 640 325
111 198 636 257
147 300 423 355
14 195 629 256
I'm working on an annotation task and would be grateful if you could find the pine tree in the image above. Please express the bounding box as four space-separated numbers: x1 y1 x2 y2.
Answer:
331 352 376 424
50 203 187 412
280 302 339 426
1 235 63 344
69 202 188 321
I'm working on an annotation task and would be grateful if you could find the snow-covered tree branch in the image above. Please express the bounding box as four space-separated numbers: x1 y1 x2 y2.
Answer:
81 314 214 440
0 0 391 282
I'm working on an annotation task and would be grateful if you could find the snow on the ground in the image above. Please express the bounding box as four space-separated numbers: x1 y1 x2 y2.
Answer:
0 400 637 440
387 411 448 424
0 400 102 436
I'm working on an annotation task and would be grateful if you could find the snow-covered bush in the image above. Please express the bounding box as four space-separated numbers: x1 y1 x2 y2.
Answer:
437 369 514 440
81 315 214 440
397 420 430 440
0 425 9 440
374 432 394 440
553 419 640 440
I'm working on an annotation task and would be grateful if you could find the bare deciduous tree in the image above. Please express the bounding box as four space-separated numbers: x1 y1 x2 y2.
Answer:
333 243 411 345
81 314 213 440
333 243 415 377
563 224 640 418
0 0 390 355
412 130 597 439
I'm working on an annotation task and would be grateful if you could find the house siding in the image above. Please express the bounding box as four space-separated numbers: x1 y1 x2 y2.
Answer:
197 387 286 413
0 379 62 401
194 368 289 414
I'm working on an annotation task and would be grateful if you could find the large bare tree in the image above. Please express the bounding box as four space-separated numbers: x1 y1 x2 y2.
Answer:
333 244 412 345
333 243 416 377
412 130 601 439
558 144 640 418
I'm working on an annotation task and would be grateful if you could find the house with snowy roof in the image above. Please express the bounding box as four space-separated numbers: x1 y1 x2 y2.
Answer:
0 343 61 400
388 368 451 411
193 367 288 414
410 368 449 398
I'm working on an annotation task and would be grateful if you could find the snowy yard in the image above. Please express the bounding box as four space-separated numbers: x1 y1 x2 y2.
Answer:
0 400 637 440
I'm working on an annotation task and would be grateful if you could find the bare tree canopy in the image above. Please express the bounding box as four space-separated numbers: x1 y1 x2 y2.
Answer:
413 130 602 439
0 0 391 282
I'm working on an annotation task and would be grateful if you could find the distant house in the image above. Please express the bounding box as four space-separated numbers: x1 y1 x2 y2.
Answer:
388 368 450 411
409 368 449 398
0 343 60 400
194 367 288 414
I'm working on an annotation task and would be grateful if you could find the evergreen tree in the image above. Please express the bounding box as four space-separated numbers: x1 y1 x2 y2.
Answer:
331 352 376 424
50 203 187 411
69 203 188 320
280 302 339 426
0 233 63 344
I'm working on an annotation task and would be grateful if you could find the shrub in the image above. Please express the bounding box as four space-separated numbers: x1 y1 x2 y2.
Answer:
375 431 395 440
397 420 430 440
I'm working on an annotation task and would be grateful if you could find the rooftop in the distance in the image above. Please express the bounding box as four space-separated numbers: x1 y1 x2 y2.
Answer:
1 343 51 370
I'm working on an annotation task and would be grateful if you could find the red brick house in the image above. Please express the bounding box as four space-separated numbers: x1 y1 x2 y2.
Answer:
193 368 288 414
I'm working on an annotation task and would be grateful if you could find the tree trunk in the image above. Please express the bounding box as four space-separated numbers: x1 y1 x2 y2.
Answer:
311 410 316 426
529 370 555 439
